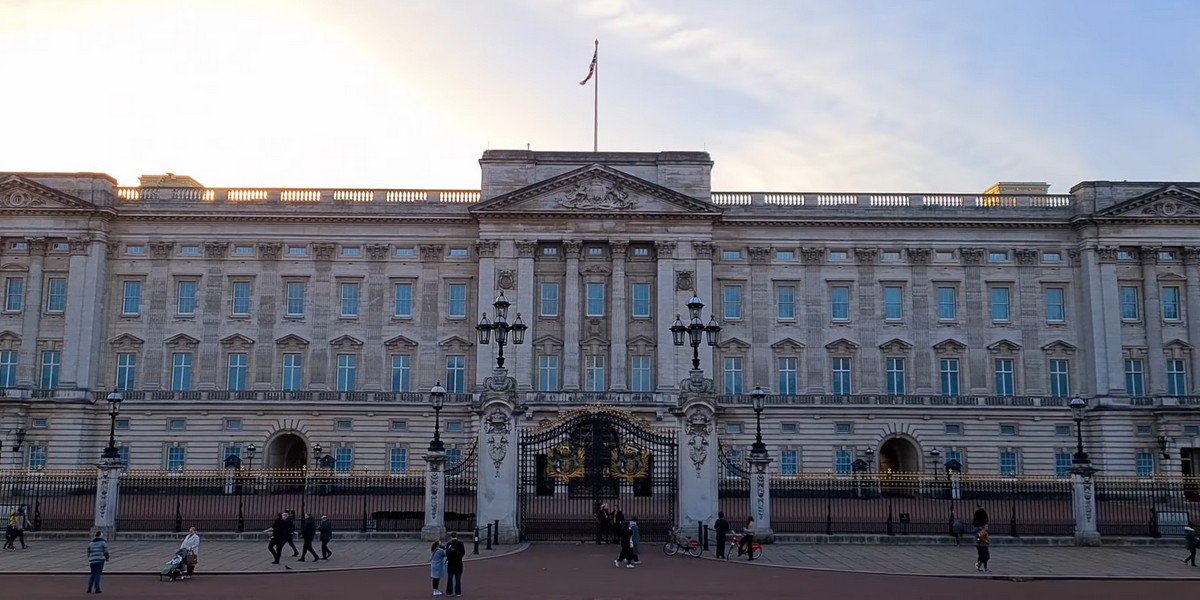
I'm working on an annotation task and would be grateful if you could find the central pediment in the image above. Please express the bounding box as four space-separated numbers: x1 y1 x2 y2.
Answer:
470 164 722 218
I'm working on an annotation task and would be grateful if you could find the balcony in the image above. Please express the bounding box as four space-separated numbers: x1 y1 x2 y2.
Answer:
521 391 677 406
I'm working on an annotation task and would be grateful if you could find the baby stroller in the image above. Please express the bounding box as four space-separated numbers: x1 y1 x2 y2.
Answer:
159 548 189 581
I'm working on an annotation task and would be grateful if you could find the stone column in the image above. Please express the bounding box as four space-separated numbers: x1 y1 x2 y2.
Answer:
610 241 629 391
563 242 582 390
362 244 390 391
198 242 226 390
1070 463 1100 545
801 248 826 393
16 238 47 387
656 242 678 390
417 245 444 390
61 237 94 389
93 456 124 540
475 369 520 543
749 247 772 388
1141 248 1167 395
253 243 283 389
422 450 448 541
694 242 716 374
475 241 499 387
1185 248 1200 394
515 241 538 392
854 248 881 393
961 248 988 393
1097 247 1126 394
746 454 773 542
1015 249 1046 393
675 370 718 535
309 243 337 390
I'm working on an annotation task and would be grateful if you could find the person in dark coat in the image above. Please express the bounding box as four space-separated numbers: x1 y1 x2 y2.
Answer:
284 509 300 557
595 503 611 544
613 520 635 568
972 503 989 531
319 515 334 560
1185 526 1198 566
299 513 319 561
445 531 466 596
611 503 625 546
267 513 289 564
714 512 730 559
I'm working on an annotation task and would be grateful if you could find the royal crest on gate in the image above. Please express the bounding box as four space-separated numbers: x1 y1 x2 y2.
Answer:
546 444 586 480
608 443 651 482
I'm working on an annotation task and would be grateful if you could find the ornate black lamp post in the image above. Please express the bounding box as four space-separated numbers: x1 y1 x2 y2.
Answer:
246 443 257 472
429 381 446 453
1069 397 1090 464
101 389 124 460
750 385 768 459
476 291 527 370
864 447 875 471
929 447 942 479
1158 435 1170 460
10 427 26 453
312 443 323 469
670 293 721 371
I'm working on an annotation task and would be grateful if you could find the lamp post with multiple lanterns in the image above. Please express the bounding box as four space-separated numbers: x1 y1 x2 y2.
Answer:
670 293 721 372
476 291 527 371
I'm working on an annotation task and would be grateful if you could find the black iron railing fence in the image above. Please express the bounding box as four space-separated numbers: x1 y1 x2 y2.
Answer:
1094 476 1200 537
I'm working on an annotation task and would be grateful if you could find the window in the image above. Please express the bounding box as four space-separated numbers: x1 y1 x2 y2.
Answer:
395 247 415 258
585 355 606 392
988 251 1008 262
391 420 408 432
538 355 560 391
835 423 853 434
339 282 360 317
0 350 14 388
829 251 848 262
778 357 798 395
885 358 905 395
633 247 650 257
117 446 130 467
1186 425 1200 437
336 354 357 391
990 287 1010 322
882 250 902 262
1168 359 1189 396
390 355 412 392
993 359 1015 396
178 245 200 256
883 286 903 320
341 245 363 258
233 245 254 256
167 447 187 471
1045 287 1065 322
336 419 352 431
446 355 466 393
726 423 743 434
1000 424 1016 436
1137 425 1152 436
1120 286 1140 320
586 283 606 317
835 449 853 474
1125 358 1145 396
44 277 66 313
1048 359 1071 397
449 247 468 258
1055 425 1071 436
177 281 198 315
1043 251 1062 263
1163 286 1181 321
782 423 798 434
121 281 141 315
777 285 796 320
1055 453 1072 477
999 451 1019 476
446 447 461 464
1159 251 1177 261
781 450 798 475
28 445 47 469
226 353 248 391
939 358 960 396
631 283 652 318
631 355 653 392
282 353 303 391
334 448 354 472
723 357 744 394
32 418 47 429
113 352 137 391
168 418 187 431
4 278 24 312
1137 451 1155 477
446 421 464 433
587 246 604 257
936 287 957 321
393 282 413 317
171 353 193 391
540 283 559 317
723 285 742 319
722 250 742 260
724 449 744 478
285 282 306 316
390 447 409 473
831 286 850 321
777 250 795 260
230 281 252 315
542 246 558 257
224 419 243 431
448 283 468 318
832 357 852 395
126 244 146 256
287 245 309 256
39 350 60 389
944 423 962 435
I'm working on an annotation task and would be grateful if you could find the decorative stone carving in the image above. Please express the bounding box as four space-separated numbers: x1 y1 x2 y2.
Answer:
579 263 611 276
960 248 985 265
675 271 694 292
748 247 771 264
906 248 931 265
105 242 120 259
556 178 636 211
678 370 716 406
1139 247 1162 263
1067 248 1080 263
1014 248 1039 266
1142 200 1200 217
419 244 444 262
68 237 91 256
257 242 282 260
484 409 512 477
684 408 712 477
476 240 499 258
2 190 45 208
609 240 629 257
482 370 518 400
496 269 515 290
148 241 174 259
693 241 716 260
563 241 582 259
854 248 878 265
312 243 336 261
515 241 538 258
1186 247 1200 264
365 243 389 261
800 247 825 264
1096 246 1119 263
203 242 228 259
654 241 676 259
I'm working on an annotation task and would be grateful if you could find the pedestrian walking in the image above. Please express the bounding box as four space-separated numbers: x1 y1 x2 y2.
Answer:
629 516 640 565
267 512 289 564
1184 526 1198 566
595 502 611 544
179 526 201 578
86 531 109 594
430 540 447 596
299 513 319 561
714 512 729 559
7 506 30 550
445 532 465 596
614 520 635 568
975 523 991 572
284 509 300 557
319 515 334 560
972 503 989 531
611 503 625 545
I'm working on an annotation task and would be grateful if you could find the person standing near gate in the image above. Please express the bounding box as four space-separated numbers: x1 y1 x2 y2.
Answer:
614 520 635 568
611 503 625 546
267 512 289 564
975 523 991 572
429 540 447 596
628 516 640 565
972 503 989 532
299 513 319 561
595 503 611 544
1184 526 1198 566
86 530 110 594
179 526 201 578
319 515 334 560
284 509 300 557
714 512 730 559
445 531 465 596
8 506 30 550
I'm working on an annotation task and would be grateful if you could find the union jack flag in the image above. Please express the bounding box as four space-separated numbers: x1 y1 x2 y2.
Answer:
579 47 597 85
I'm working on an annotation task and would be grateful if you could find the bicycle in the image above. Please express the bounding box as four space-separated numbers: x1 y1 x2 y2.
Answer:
662 526 703 557
726 533 762 560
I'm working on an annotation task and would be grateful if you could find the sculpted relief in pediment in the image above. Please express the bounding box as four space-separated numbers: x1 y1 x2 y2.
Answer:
556 178 637 211
1138 199 1200 217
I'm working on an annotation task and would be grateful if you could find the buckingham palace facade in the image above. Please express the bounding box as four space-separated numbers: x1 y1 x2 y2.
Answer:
2 149 1199 477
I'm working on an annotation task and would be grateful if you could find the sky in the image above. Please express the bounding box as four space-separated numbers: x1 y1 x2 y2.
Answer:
1 0 1198 192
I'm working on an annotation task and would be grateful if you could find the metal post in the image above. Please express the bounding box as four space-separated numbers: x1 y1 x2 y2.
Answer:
493 519 500 546
697 521 703 549
703 523 710 551
486 523 493 550
473 527 480 554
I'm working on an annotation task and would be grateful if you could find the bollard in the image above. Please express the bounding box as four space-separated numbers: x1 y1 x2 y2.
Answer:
473 527 480 554
697 521 704 550
493 519 500 547
703 523 710 551
486 523 493 550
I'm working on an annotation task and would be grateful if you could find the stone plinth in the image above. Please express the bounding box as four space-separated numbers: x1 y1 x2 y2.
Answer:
1070 462 1100 546
747 454 773 543
422 450 447 542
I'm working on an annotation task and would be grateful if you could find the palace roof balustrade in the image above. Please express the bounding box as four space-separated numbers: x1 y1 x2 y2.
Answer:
80 390 474 404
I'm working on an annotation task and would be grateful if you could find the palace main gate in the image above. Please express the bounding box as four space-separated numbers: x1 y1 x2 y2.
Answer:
518 407 677 542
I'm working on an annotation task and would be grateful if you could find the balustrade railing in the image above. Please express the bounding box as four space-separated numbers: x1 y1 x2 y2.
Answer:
86 390 473 404
115 187 482 205
521 391 677 405
709 192 1074 209
716 394 1069 408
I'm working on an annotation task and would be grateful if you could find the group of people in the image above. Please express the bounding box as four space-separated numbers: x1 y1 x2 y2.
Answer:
429 532 467 596
5 506 30 550
713 512 756 560
268 509 334 563
84 525 199 593
596 502 640 568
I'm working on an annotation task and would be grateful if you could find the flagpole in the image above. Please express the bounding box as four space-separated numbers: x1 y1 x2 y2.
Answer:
593 39 599 152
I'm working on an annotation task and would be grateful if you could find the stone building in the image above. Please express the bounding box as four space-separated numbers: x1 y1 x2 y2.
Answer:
1 150 1198 478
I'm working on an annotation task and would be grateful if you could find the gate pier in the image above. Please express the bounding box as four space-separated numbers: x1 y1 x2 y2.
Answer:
675 370 719 538
475 369 522 544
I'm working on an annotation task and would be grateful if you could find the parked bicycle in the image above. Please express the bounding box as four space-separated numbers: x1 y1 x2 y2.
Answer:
662 525 703 557
726 533 762 560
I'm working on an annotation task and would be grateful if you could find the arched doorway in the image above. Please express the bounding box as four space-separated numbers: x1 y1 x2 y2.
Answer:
878 437 921 473
266 433 308 469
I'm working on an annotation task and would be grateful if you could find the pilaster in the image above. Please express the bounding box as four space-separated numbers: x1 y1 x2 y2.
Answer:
1185 248 1200 394
515 241 537 392
422 451 448 541
655 242 678 390
610 240 628 390
16 238 46 387
1141 248 1167 395
563 241 582 390
475 240 498 387
749 247 771 388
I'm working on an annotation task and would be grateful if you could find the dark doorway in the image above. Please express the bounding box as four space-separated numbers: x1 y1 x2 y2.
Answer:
267 433 308 469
